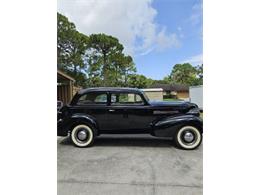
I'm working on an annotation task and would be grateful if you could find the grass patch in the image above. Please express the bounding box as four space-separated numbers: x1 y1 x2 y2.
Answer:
163 98 180 101
200 112 203 119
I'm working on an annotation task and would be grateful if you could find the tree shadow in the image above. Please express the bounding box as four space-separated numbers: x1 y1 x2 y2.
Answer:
58 134 179 148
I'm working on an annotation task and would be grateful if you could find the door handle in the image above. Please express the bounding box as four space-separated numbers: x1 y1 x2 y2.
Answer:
109 109 115 112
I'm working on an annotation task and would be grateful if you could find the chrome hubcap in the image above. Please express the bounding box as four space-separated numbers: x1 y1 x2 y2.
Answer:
183 131 195 143
77 130 87 141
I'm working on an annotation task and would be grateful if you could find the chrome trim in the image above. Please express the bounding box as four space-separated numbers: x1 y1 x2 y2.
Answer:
77 130 87 141
183 132 194 142
153 110 179 114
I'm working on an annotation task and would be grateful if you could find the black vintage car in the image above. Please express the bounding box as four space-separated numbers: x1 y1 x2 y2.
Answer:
58 87 203 150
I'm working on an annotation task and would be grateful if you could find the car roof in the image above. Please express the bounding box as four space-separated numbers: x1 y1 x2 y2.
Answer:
78 87 143 95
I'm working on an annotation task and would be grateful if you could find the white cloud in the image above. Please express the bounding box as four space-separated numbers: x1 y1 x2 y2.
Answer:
180 53 203 65
177 26 184 38
138 47 155 56
156 27 180 51
190 2 203 26
58 0 180 56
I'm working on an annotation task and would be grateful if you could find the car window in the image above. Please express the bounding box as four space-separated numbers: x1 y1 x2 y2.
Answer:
111 93 144 105
77 92 107 105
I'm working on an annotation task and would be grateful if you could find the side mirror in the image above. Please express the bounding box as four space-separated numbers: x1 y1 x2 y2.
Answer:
57 101 63 110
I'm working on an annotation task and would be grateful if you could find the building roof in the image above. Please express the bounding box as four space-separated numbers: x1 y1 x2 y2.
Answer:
57 69 75 82
189 85 203 89
141 88 163 92
150 84 189 92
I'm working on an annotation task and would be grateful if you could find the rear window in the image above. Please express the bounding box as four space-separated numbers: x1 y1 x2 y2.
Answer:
77 92 107 105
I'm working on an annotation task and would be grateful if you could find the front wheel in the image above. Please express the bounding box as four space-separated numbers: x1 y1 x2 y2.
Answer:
174 126 202 150
71 124 95 147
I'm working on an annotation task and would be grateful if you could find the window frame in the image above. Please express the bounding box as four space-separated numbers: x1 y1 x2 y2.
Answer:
109 91 146 106
75 92 109 106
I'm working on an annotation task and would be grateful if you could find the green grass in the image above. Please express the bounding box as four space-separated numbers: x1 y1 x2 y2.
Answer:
163 98 180 101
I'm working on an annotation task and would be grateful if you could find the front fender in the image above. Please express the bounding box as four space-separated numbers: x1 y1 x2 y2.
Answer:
152 115 203 137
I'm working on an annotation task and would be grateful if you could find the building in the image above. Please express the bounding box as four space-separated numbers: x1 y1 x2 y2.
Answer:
142 88 163 101
150 83 189 100
189 85 203 109
57 70 77 104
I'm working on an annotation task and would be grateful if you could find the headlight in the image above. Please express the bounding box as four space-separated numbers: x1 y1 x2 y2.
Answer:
187 108 200 115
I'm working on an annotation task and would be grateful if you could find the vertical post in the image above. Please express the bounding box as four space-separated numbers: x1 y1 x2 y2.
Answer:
68 80 73 103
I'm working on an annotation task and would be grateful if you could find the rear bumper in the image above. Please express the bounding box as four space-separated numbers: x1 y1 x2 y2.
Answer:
57 119 68 136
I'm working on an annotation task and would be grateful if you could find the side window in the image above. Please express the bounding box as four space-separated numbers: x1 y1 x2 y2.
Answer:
111 93 144 105
77 92 107 105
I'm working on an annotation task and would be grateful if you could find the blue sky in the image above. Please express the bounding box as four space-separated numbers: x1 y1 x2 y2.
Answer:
58 0 202 80
135 0 202 79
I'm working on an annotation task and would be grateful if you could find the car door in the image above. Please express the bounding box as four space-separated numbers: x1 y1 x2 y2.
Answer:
105 92 153 131
70 91 110 130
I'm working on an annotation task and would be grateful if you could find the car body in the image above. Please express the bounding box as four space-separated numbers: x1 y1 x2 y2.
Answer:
58 87 203 149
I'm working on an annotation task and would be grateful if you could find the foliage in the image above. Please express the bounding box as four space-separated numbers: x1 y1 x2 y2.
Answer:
87 34 122 86
195 64 203 85
84 33 136 87
168 63 203 86
127 74 153 88
57 13 89 86
57 13 76 67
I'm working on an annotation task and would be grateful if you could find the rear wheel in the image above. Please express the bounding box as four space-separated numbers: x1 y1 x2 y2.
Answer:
71 124 95 147
174 126 202 150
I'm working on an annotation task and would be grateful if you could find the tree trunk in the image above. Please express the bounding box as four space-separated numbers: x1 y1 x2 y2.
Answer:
73 64 77 75
102 52 108 86
124 70 128 86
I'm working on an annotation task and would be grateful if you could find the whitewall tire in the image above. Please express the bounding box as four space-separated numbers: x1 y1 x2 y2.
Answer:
175 126 202 150
71 124 94 147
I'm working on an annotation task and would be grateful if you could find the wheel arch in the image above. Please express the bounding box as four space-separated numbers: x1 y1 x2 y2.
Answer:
152 115 203 137
68 114 99 135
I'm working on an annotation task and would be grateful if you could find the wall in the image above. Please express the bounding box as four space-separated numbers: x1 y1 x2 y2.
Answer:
57 83 72 104
142 89 163 101
57 80 74 104
189 85 203 108
177 91 189 100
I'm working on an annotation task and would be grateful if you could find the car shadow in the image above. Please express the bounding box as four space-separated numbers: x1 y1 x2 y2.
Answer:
58 134 178 148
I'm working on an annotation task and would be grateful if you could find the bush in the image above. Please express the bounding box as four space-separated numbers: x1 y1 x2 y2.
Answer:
163 94 176 99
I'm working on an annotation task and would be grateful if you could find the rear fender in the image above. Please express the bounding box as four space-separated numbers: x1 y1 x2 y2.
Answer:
58 114 99 136
70 113 98 130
